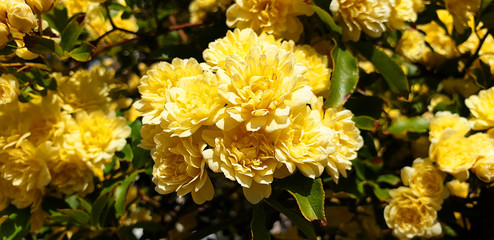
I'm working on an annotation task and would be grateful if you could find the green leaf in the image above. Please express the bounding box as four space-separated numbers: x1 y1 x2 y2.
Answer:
60 13 85 51
369 182 390 201
376 174 401 185
23 35 64 57
129 119 151 169
114 172 138 218
69 42 94 62
310 5 342 34
275 173 326 221
352 42 409 96
0 40 17 55
325 45 359 108
116 144 133 161
352 116 376 131
58 209 90 224
42 4 69 33
77 197 92 213
251 204 271 240
65 195 79 209
264 199 317 240
388 116 429 134
0 206 30 240
91 194 112 227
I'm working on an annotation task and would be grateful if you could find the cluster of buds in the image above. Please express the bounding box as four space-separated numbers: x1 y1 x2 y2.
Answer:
0 0 54 48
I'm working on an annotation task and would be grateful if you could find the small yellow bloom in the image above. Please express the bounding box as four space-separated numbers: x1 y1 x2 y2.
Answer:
384 187 442 240
0 140 54 210
444 0 480 33
0 74 19 105
152 131 213 204
55 67 113 113
0 22 10 49
312 97 363 183
430 130 475 180
7 0 37 33
429 111 470 141
215 45 314 132
446 179 469 198
418 19 459 67
469 132 494 182
189 0 231 23
25 0 54 13
401 158 448 201
274 105 335 179
387 0 422 30
330 0 392 42
396 29 427 62
64 110 131 170
226 0 314 41
465 87 494 130
203 126 281 204
135 58 205 125
203 28 279 69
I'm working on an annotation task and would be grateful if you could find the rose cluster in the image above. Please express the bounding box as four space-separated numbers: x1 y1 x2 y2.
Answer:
135 28 363 204
0 67 131 230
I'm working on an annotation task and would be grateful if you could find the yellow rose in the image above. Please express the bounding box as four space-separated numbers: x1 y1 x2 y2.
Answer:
468 132 494 182
330 0 392 42
310 97 363 183
153 131 213 204
226 0 314 41
215 44 314 132
0 74 19 105
401 158 448 201
7 0 37 33
387 0 421 30
0 22 10 49
444 0 480 33
25 0 54 13
396 29 428 62
446 179 469 198
465 87 494 130
430 130 475 180
274 105 335 179
384 187 442 239
429 111 470 141
203 126 281 204
0 0 7 23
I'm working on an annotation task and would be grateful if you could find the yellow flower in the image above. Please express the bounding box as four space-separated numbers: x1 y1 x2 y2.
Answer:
465 87 494 130
444 0 480 33
203 28 279 69
25 0 54 13
0 140 54 210
189 0 231 23
274 105 335 179
203 126 281 204
446 179 469 198
387 0 422 30
429 111 470 141
46 138 95 195
135 58 204 125
401 158 448 201
215 45 314 132
55 67 112 113
0 22 10 49
330 0 392 42
384 187 442 240
468 132 494 182
152 131 213 204
395 29 428 62
281 42 332 96
0 74 19 105
138 124 162 151
226 0 314 41
64 110 131 171
418 20 459 67
160 64 225 138
430 130 475 180
6 0 37 33
312 97 363 183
